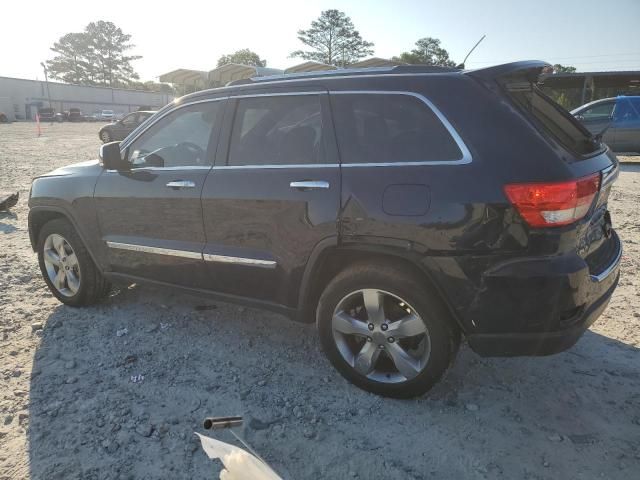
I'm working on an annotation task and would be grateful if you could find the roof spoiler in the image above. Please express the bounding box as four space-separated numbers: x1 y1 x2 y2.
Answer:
466 60 552 83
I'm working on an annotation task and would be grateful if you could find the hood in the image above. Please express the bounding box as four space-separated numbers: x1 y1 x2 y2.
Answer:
36 159 102 179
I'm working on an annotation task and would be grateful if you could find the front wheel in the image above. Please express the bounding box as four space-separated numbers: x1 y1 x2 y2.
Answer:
37 218 111 306
100 130 111 143
317 262 460 398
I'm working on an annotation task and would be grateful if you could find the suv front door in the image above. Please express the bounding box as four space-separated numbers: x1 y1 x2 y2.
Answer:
201 91 340 308
94 98 226 287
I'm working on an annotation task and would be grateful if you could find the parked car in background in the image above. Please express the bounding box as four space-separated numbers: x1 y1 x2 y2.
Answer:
37 107 61 122
100 110 114 121
572 96 640 153
68 108 83 122
29 61 621 398
99 111 156 143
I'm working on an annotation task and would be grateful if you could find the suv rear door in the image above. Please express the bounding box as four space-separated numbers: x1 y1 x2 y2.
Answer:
201 89 340 307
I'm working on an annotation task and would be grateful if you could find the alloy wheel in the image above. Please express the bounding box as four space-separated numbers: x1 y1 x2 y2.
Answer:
43 233 81 297
331 289 431 383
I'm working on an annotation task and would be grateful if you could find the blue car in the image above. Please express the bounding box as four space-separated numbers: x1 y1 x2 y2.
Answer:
572 95 640 153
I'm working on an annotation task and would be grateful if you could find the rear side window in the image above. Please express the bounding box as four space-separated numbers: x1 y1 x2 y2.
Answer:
507 85 599 156
228 95 325 166
330 93 463 164
580 102 614 120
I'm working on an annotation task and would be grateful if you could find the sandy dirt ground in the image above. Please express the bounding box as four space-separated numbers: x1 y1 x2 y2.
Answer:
0 122 639 479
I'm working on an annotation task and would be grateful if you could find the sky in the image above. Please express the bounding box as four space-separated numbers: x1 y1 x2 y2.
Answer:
1 0 639 82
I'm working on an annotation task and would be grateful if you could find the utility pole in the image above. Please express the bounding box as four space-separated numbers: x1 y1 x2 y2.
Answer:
40 62 53 109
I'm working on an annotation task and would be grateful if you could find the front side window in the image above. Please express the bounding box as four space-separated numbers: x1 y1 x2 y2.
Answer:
330 93 463 164
228 95 324 166
127 101 223 168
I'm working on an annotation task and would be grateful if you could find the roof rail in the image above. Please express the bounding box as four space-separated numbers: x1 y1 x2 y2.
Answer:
227 64 461 86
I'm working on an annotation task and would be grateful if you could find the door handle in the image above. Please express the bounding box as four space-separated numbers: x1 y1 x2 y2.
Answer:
290 180 330 190
166 180 196 189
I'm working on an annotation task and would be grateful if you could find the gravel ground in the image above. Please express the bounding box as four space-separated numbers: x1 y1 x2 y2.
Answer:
0 122 639 480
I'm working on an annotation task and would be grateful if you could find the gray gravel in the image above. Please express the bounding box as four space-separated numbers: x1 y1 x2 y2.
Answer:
1 122 639 479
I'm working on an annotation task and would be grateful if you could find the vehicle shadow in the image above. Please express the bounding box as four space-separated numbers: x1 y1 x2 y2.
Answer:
0 211 18 234
27 285 640 479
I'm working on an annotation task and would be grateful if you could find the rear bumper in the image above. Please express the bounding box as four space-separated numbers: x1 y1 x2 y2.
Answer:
465 231 622 357
467 271 618 356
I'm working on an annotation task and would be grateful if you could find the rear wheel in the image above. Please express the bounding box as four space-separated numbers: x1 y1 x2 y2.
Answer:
37 218 111 306
317 262 459 398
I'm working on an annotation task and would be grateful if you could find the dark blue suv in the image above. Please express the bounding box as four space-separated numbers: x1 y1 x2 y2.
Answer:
28 61 622 397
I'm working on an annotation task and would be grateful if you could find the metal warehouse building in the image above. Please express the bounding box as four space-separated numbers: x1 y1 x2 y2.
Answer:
0 76 173 122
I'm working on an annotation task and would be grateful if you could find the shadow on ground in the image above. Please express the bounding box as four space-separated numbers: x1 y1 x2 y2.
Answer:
27 285 640 479
0 212 18 234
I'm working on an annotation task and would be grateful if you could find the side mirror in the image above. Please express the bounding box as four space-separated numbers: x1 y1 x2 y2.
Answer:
99 141 127 169
575 114 584 121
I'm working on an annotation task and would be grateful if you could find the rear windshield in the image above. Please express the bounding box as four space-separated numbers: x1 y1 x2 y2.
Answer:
506 84 601 157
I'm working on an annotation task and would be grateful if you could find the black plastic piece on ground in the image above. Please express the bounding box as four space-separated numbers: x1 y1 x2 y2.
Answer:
0 192 18 211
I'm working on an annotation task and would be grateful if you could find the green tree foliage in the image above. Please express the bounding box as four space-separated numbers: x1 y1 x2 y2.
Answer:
46 21 141 87
552 64 577 74
290 9 374 67
47 33 91 84
217 49 267 67
393 37 456 67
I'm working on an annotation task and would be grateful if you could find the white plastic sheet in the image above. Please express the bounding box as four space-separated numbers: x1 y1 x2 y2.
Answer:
195 433 282 480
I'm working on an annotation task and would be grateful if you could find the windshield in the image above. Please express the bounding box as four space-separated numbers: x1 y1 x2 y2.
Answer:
506 84 602 157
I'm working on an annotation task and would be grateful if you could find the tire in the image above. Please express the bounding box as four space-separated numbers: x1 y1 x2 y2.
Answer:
317 261 460 398
37 218 111 306
100 130 111 143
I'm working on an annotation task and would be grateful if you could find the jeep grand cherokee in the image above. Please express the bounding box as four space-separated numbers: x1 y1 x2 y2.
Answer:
28 61 622 397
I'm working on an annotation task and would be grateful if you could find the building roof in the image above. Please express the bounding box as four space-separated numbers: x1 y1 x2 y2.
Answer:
285 61 337 74
541 70 640 89
208 64 284 86
158 69 208 86
349 57 405 68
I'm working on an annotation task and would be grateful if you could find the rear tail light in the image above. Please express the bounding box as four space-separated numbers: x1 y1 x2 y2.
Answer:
504 173 600 228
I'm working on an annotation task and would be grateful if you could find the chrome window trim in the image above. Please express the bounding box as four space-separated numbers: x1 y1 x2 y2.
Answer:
116 90 472 171
330 90 472 166
214 90 471 170
203 254 276 268
106 241 202 260
105 165 212 173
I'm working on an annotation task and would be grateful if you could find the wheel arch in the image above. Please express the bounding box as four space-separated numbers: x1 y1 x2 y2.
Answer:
296 238 465 333
28 207 104 273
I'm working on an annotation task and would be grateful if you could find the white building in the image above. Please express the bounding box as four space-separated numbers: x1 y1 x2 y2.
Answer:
0 76 173 121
